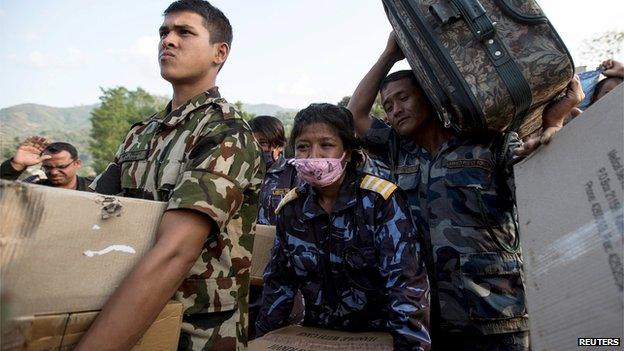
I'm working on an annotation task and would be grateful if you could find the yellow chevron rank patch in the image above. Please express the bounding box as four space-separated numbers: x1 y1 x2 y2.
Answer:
274 188 299 214
360 174 398 200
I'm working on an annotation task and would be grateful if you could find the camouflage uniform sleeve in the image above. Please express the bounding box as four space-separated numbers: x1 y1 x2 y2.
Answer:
374 190 431 351
360 117 394 166
255 218 297 337
167 118 261 231
89 137 128 194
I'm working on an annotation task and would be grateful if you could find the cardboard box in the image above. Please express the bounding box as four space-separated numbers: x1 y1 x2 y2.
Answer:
0 181 167 317
514 84 624 349
2 301 183 351
250 225 276 286
248 325 393 351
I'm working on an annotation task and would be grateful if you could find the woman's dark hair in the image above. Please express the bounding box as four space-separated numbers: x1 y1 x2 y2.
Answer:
248 115 286 148
289 103 362 164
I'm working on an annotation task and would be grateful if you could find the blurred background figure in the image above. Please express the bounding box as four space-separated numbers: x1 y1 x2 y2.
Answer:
566 59 623 125
0 136 91 191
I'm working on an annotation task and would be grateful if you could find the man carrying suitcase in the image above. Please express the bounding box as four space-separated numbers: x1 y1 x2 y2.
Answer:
347 33 583 350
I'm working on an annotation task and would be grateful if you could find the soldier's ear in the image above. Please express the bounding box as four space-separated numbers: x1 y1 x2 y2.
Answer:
213 42 229 66
75 159 82 168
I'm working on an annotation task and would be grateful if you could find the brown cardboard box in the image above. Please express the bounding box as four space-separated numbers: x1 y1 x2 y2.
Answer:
250 225 276 286
2 301 183 351
514 84 624 349
248 325 393 351
0 180 167 317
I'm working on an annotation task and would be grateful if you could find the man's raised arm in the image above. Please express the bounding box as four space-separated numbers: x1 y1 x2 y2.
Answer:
348 32 404 138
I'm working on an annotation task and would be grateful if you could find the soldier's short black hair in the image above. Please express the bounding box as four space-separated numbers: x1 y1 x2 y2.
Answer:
290 103 362 164
249 115 286 148
43 142 78 160
164 0 232 46
379 69 420 92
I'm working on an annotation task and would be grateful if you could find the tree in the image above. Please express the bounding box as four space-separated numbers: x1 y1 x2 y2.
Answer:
578 30 624 67
89 87 167 173
2 136 21 160
338 95 387 121
234 101 256 121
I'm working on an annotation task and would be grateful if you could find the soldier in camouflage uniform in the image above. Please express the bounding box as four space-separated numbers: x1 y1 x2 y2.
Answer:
76 2 264 351
256 104 431 351
347 34 583 350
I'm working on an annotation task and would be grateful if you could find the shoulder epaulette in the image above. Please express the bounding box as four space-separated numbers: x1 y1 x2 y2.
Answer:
274 188 299 214
360 174 397 200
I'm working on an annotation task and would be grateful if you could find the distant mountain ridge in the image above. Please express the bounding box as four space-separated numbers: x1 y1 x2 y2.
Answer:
242 103 297 116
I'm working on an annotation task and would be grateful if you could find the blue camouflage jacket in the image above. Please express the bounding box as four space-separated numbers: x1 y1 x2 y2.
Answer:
256 169 431 351
257 156 299 225
362 118 528 336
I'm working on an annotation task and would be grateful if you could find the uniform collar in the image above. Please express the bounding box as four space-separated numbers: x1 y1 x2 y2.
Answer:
302 169 358 221
157 86 221 127
399 130 463 160
266 155 287 174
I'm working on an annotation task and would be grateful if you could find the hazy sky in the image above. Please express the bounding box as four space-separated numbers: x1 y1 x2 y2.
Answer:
0 0 622 109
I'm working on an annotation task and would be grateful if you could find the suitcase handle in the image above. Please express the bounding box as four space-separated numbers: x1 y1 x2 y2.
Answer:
454 0 496 40
429 0 496 41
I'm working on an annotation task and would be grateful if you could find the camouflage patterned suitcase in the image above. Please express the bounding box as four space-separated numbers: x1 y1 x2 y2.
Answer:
382 0 574 137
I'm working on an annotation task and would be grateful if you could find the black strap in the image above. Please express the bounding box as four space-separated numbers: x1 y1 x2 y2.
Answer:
497 60 533 131
451 0 533 135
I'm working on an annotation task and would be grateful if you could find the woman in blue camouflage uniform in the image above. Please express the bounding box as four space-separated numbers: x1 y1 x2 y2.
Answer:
256 103 431 351
248 115 294 226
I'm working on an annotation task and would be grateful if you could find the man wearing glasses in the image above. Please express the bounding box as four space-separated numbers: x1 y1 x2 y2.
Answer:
0 136 92 191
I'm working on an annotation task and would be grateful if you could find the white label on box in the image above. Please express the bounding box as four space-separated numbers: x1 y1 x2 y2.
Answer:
83 245 136 257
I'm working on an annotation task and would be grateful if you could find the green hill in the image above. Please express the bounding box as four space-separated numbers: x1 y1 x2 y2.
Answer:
0 104 97 174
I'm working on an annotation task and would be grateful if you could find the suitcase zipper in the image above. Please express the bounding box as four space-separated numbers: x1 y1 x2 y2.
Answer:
493 0 547 24
384 1 452 129
399 0 485 131
493 0 574 72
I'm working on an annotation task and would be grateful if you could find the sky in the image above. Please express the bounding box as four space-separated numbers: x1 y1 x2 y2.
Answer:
0 0 622 109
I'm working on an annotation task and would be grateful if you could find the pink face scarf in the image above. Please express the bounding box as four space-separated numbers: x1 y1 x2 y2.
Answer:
289 153 346 188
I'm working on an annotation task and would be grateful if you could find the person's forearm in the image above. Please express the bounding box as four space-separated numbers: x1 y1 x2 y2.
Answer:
348 51 397 137
75 242 194 351
0 159 24 180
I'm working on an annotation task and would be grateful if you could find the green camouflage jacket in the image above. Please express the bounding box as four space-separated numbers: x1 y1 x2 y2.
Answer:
91 87 264 349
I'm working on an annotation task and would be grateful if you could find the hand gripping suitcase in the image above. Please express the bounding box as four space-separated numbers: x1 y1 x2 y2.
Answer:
382 0 574 137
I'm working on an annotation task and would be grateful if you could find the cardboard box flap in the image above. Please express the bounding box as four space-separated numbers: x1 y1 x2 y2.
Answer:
514 84 624 350
249 325 393 351
3 301 183 351
250 225 276 284
0 181 167 317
